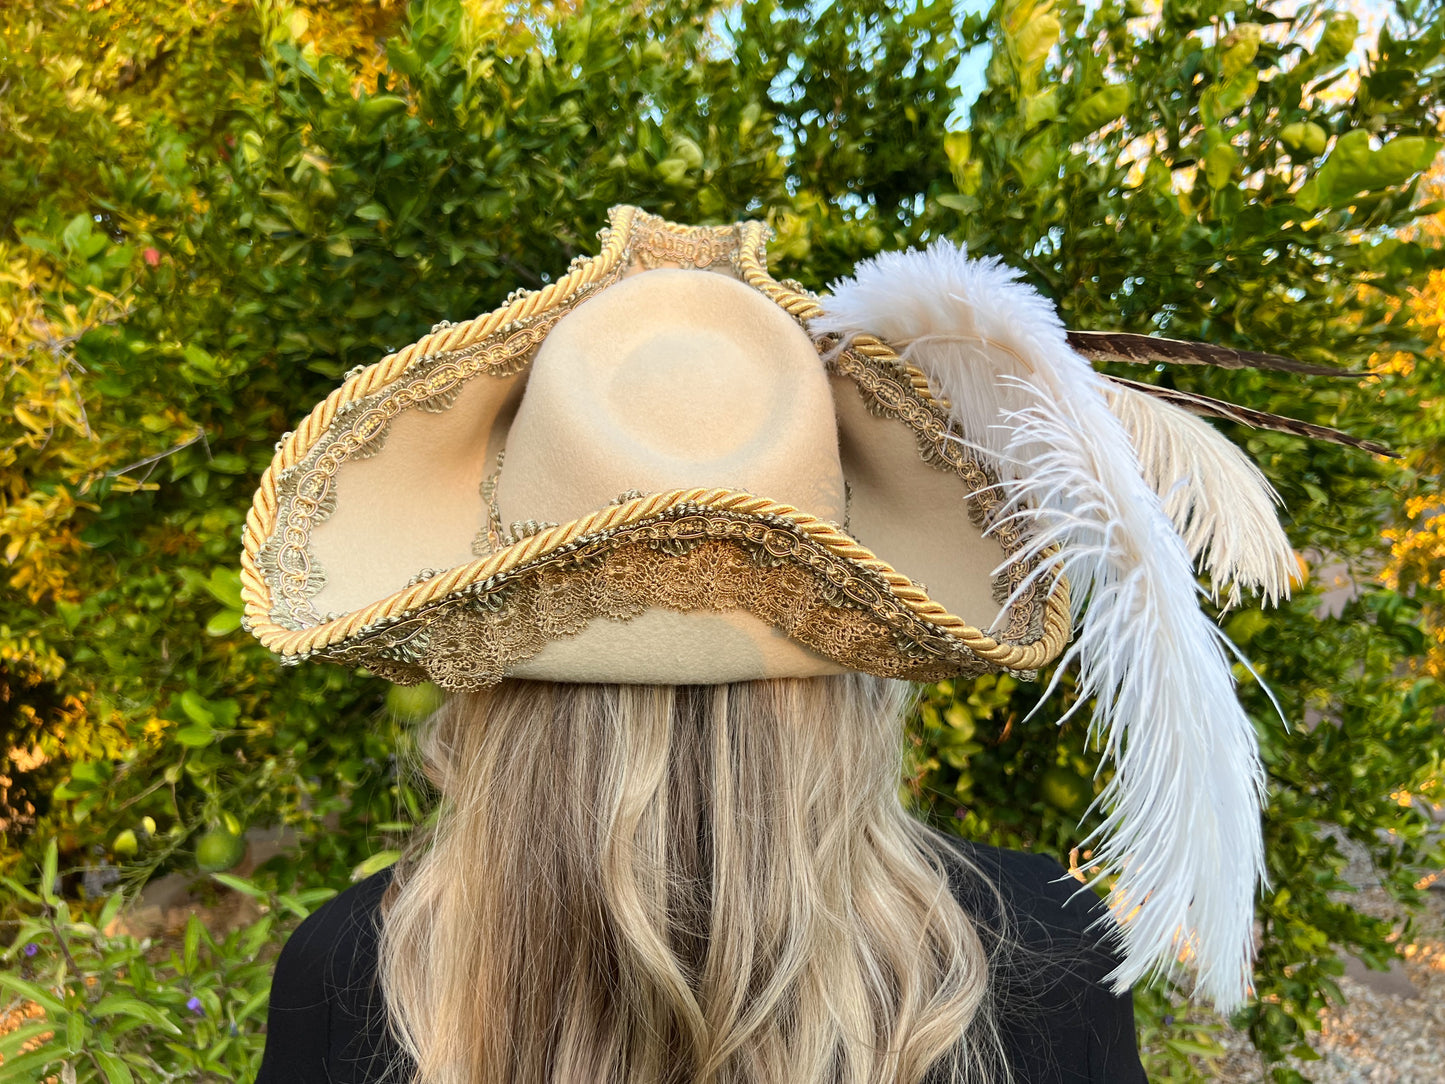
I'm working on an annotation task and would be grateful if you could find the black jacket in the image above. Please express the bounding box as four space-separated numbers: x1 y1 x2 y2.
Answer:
256 841 1148 1083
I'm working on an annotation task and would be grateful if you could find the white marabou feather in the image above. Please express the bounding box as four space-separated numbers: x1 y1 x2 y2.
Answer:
1104 382 1297 607
814 242 1269 1011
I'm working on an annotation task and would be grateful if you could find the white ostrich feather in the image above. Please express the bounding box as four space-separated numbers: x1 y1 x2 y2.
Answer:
1105 381 1297 607
814 242 1270 1011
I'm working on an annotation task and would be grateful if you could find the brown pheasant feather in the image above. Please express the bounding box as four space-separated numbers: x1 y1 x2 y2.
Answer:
1103 375 1396 457
1068 330 1355 378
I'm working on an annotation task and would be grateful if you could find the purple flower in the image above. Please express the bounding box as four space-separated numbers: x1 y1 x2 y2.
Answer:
186 996 204 1015
22 943 37 957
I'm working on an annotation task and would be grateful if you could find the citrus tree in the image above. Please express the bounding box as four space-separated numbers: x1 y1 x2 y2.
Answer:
3 0 1444 1079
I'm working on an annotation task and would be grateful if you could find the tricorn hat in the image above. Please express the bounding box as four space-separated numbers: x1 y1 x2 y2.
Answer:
243 205 1367 1012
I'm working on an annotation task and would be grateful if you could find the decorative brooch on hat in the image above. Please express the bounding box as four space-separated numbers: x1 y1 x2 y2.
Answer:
242 205 1382 1013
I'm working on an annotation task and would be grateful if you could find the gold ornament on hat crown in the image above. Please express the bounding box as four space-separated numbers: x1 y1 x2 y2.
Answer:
240 206 1071 682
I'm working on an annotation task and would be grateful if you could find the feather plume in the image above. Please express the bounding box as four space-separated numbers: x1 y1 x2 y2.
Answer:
1067 329 1354 377
1104 375 1396 457
1104 381 1297 607
815 243 1268 1011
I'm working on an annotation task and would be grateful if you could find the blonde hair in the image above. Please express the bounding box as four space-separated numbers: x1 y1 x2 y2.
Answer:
378 674 1003 1084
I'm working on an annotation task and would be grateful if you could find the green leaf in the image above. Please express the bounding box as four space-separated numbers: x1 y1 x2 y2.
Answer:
350 849 401 881
1304 131 1442 209
1219 23 1260 78
0 1043 68 1078
0 1021 55 1060
207 453 247 474
1279 121 1328 157
1023 86 1060 128
1070 84 1130 135
210 872 268 899
173 723 213 747
182 343 217 374
1316 13 1358 64
183 914 203 975
203 567 244 610
0 973 68 1018
1161 1037 1226 1057
41 839 59 904
1012 12 1060 66
98 891 125 931
1204 141 1238 189
205 609 243 637
1 875 42 905
358 95 408 130
93 1050 135 1084
655 157 689 185
178 691 214 727
61 212 93 253
236 985 272 1023
93 995 183 1035
1201 70 1257 126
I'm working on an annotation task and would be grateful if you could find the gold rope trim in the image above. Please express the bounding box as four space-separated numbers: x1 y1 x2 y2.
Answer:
247 487 1070 669
733 220 1071 649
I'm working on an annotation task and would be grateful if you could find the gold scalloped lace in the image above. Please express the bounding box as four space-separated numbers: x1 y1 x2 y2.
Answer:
326 516 1007 689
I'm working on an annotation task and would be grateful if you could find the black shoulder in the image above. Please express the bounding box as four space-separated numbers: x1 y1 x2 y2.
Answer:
256 869 398 1084
931 836 1149 1084
937 838 1119 968
286 868 393 989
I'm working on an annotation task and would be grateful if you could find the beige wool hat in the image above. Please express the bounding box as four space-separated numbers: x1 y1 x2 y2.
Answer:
242 204 1372 1012
240 206 1072 690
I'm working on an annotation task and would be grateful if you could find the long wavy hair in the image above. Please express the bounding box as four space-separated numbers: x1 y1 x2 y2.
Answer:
378 674 1004 1084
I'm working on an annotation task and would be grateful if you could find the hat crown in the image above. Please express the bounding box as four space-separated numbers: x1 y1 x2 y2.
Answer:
495 269 846 531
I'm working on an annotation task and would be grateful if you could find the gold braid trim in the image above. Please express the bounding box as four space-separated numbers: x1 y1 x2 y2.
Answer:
248 488 1069 671
734 220 1071 651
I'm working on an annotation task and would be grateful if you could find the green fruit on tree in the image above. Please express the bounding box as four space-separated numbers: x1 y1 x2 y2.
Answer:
386 682 443 722
1203 141 1238 189
195 828 247 873
1039 766 1093 817
112 829 139 857
1280 121 1328 157
1316 14 1359 64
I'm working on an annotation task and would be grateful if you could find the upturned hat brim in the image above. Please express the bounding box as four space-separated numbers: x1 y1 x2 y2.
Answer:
240 207 1070 688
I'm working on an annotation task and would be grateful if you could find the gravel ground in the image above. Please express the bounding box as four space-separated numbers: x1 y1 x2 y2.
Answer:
1196 817 1445 1084
1207 881 1445 1084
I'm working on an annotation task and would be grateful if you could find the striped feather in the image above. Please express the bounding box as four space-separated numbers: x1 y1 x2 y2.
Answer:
1067 329 1355 377
1104 381 1296 607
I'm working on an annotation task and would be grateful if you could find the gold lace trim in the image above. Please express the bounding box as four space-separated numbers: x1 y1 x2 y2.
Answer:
325 511 1005 689
628 212 741 270
257 301 606 625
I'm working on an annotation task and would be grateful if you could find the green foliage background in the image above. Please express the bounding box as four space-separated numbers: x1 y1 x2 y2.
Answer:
2 0 1445 1080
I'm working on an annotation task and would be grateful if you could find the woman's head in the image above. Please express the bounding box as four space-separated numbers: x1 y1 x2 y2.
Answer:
379 674 1001 1084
